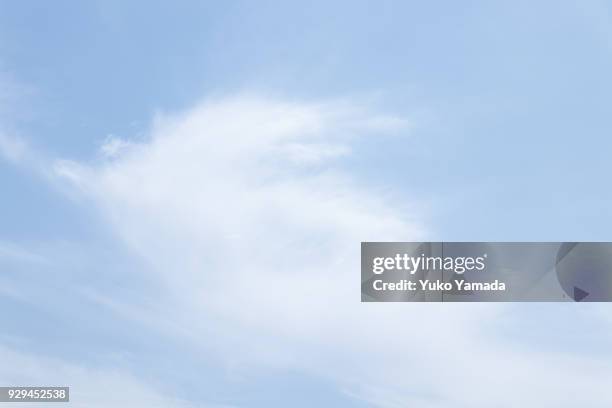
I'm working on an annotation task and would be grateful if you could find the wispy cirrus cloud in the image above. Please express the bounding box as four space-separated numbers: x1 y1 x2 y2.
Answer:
47 94 612 407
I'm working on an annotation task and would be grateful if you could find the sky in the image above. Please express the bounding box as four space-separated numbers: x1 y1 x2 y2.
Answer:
1 1 612 407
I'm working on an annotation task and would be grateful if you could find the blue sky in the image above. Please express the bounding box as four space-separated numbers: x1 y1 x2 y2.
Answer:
3 0 612 241
1 1 612 407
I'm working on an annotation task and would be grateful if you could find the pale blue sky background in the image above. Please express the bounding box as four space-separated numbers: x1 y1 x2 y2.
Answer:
1 1 612 407
2 0 612 242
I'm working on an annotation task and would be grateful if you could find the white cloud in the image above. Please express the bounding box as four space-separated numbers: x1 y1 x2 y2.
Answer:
53 95 612 407
0 344 223 408
100 134 135 159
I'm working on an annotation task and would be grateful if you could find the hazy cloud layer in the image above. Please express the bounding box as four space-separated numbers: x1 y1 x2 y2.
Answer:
0 344 214 408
